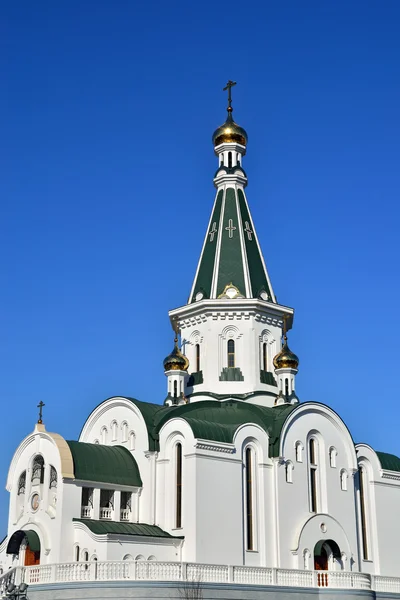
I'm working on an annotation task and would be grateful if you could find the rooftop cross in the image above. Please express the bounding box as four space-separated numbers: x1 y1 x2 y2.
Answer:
37 400 45 424
223 80 237 111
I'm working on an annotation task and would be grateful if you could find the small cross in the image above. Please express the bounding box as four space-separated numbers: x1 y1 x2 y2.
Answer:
208 222 217 242
37 401 45 424
244 221 253 241
223 80 237 110
225 219 236 238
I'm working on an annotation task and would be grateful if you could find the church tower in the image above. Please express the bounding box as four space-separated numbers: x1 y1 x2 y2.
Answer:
168 82 299 408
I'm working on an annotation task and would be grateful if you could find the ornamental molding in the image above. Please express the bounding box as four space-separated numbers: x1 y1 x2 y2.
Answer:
381 471 400 482
194 439 236 454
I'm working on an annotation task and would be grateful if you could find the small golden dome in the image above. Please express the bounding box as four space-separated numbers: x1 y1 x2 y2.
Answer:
163 338 189 372
273 338 299 370
212 110 248 147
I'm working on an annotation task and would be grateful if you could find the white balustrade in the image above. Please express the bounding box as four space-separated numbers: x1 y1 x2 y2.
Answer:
99 507 112 520
4 560 400 593
120 508 131 521
81 505 92 518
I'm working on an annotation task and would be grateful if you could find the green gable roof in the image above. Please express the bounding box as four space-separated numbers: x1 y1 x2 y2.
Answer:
74 519 182 538
376 451 400 472
66 441 142 487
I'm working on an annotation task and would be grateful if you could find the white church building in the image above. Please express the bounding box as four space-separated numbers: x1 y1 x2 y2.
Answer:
1 85 400 599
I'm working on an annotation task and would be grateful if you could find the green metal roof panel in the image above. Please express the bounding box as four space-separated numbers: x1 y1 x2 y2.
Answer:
237 189 274 301
154 399 296 457
217 188 246 297
191 189 223 302
376 451 400 472
66 441 142 487
73 519 182 538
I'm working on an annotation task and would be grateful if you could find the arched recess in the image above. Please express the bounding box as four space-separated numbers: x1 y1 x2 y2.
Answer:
219 325 243 373
259 329 276 372
6 530 41 566
292 513 352 569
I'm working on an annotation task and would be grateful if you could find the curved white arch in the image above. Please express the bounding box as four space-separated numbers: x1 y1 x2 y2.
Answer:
292 512 352 558
79 397 151 451
279 402 358 471
7 428 74 491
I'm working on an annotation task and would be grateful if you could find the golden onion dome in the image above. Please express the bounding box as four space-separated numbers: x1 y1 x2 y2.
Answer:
163 338 189 372
273 338 299 370
212 109 248 147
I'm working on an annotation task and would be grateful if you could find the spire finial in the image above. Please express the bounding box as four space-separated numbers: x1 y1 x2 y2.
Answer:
223 80 237 113
37 400 45 424
282 315 288 343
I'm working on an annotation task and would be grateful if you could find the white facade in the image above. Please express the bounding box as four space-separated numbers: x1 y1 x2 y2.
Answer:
1 103 400 586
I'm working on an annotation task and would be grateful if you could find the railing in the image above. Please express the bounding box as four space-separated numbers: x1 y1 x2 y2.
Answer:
99 507 112 520
2 561 399 594
80 505 92 518
120 508 131 521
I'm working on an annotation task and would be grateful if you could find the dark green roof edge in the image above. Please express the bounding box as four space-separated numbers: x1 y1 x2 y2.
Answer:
73 519 183 539
376 451 400 472
66 441 142 487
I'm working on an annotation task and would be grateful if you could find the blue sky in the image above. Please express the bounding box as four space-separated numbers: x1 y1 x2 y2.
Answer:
1 0 400 530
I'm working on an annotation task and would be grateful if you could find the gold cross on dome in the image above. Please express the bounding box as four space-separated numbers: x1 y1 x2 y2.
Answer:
37 401 45 424
223 80 237 109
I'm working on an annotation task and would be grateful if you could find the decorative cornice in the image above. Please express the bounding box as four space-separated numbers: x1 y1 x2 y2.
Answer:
195 439 236 454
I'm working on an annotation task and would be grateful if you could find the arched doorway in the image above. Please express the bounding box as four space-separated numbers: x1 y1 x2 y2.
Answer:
6 530 41 566
314 540 341 586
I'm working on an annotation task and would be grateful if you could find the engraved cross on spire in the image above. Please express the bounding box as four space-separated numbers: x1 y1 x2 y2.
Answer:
225 219 237 238
223 80 237 110
208 222 217 242
37 401 45 425
244 221 253 241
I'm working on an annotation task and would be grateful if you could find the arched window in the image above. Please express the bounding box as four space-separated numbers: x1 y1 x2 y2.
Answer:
94 439 99 445
308 438 318 513
286 461 294 484
83 551 89 562
227 339 235 368
262 342 268 371
75 545 80 561
340 469 348 491
18 471 26 495
135 554 145 561
121 422 128 442
228 151 232 168
285 378 289 396
359 467 369 560
245 447 254 550
295 441 303 463
195 344 200 372
31 455 44 484
129 431 136 451
237 153 241 166
176 443 182 528
49 466 57 489
329 447 337 468
101 427 108 445
111 421 118 441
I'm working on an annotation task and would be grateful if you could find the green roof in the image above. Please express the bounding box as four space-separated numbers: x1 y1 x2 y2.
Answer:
66 441 142 487
73 519 182 539
190 187 276 303
125 397 295 457
376 451 400 472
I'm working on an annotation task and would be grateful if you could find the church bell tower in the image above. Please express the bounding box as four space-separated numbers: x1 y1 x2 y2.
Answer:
167 82 299 408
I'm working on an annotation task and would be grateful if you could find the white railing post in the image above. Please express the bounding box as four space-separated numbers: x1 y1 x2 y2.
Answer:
181 562 187 581
271 568 277 585
228 565 233 583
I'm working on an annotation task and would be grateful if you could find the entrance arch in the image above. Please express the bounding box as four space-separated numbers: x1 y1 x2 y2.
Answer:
314 540 341 586
6 530 41 566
